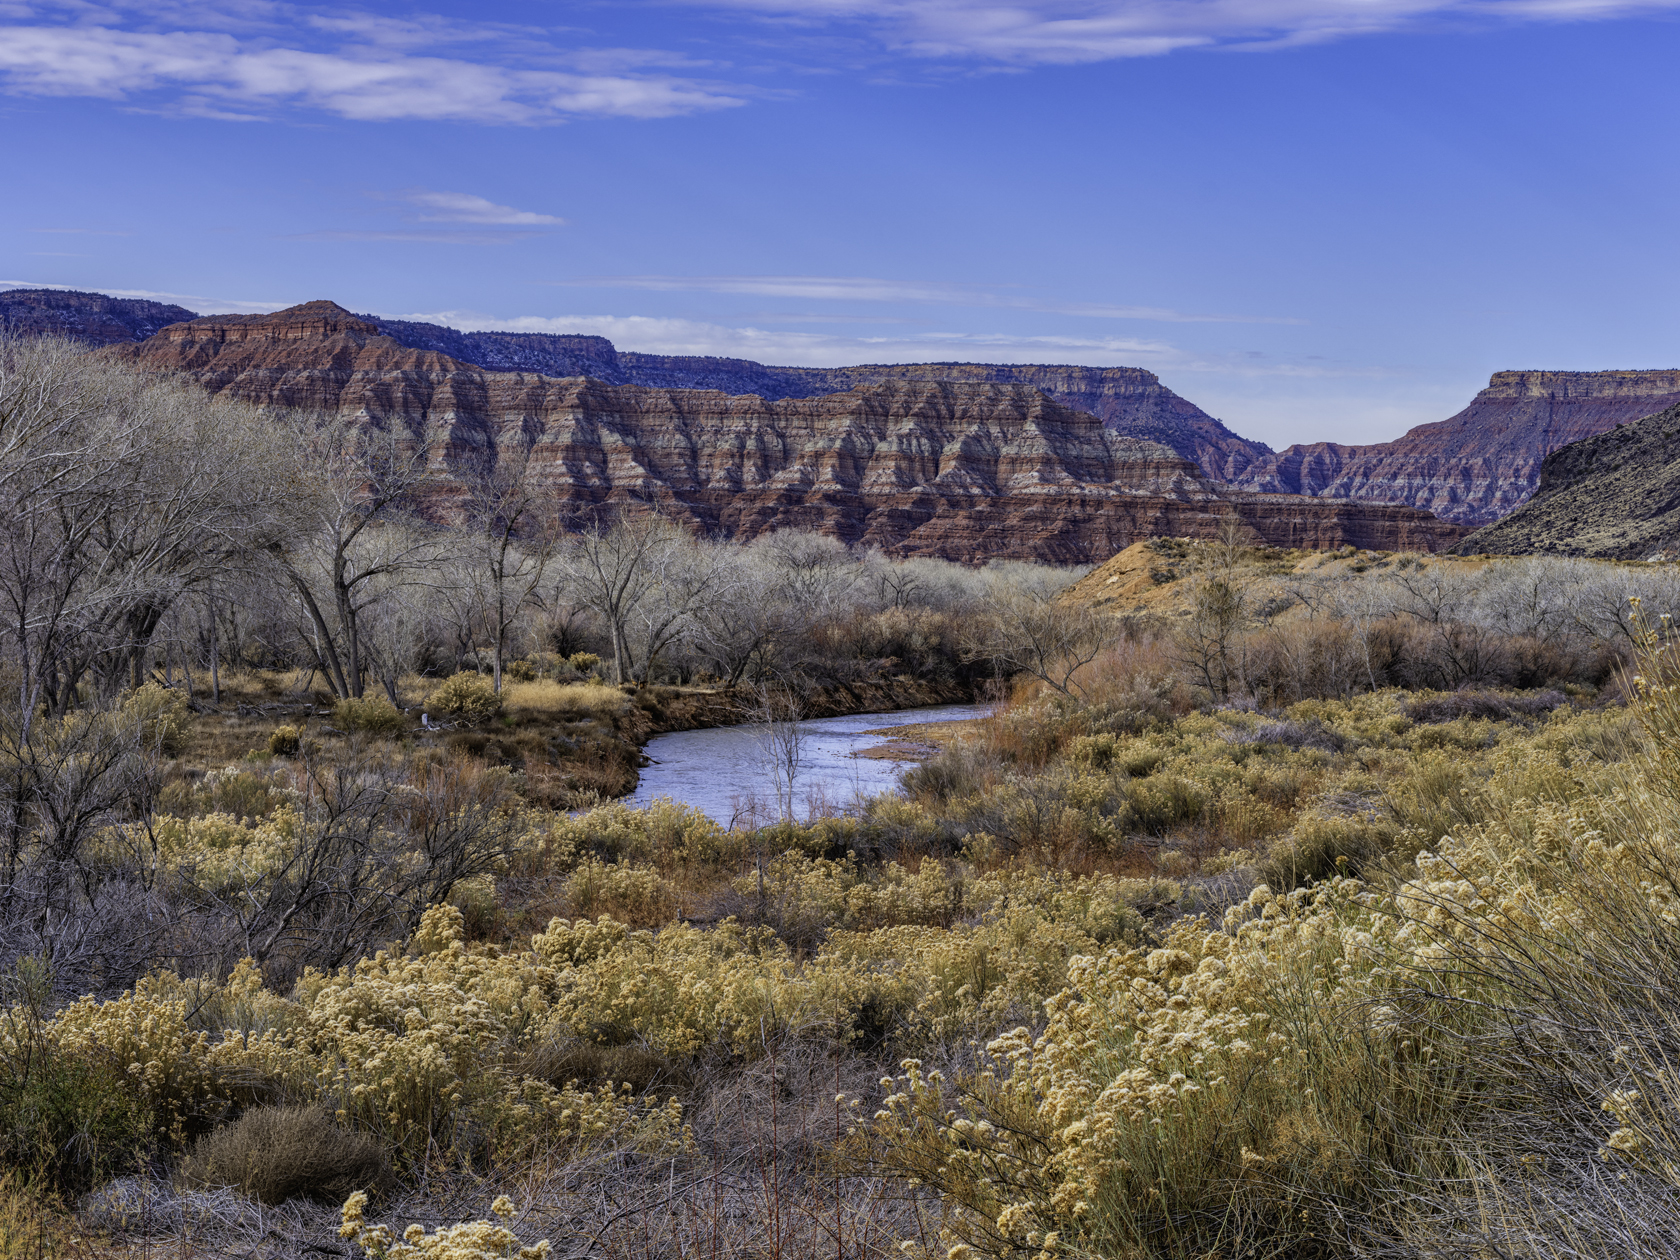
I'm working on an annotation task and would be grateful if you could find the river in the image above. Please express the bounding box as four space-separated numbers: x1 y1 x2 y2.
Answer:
628 702 990 825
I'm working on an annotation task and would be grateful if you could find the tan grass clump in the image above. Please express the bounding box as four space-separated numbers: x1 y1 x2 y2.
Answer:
500 680 628 719
179 1106 391 1205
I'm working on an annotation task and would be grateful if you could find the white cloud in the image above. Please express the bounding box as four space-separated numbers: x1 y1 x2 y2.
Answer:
399 190 563 226
388 307 1346 377
683 0 1680 63
558 274 1301 324
286 230 543 245
0 21 747 122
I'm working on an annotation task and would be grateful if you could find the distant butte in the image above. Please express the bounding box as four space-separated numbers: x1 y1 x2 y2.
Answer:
103 300 1468 562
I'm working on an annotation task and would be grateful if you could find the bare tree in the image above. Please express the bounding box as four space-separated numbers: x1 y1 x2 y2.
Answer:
459 445 558 692
270 417 445 699
966 580 1108 699
553 511 688 684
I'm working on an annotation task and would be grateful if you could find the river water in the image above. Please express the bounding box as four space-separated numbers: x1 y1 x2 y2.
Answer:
628 702 989 825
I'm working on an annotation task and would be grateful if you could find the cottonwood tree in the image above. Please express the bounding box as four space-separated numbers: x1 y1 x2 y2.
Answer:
966 579 1108 699
553 510 689 684
269 416 447 699
0 335 299 723
458 445 558 691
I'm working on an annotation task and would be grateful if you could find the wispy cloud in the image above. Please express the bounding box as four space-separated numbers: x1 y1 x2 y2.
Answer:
0 8 748 123
682 0 1680 64
285 229 543 245
557 273 1302 324
395 190 563 226
390 307 1349 378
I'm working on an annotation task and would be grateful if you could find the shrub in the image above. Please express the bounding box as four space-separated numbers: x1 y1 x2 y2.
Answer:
341 1191 551 1260
179 1106 391 1205
428 671 503 725
123 682 190 756
0 1046 154 1194
268 725 301 756
567 652 601 675
334 694 405 735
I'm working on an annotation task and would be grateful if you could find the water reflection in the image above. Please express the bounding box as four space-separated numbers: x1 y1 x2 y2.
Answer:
629 703 989 826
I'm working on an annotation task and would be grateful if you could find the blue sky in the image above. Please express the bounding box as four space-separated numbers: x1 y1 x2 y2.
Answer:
2 0 1677 449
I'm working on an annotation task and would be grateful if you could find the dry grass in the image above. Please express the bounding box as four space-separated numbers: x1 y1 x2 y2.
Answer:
501 680 631 719
178 1107 391 1207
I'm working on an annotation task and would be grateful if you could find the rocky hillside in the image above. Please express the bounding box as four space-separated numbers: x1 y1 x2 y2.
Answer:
1454 402 1680 560
1233 370 1680 526
1 287 197 346
2 287 1268 482
107 301 1466 562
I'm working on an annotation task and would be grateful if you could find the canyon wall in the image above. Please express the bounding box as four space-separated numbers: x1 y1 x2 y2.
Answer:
108 301 1467 562
1455 402 1680 560
2 288 1268 483
1234 370 1680 525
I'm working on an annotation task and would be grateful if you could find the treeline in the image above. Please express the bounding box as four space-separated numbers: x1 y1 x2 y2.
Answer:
0 332 1082 712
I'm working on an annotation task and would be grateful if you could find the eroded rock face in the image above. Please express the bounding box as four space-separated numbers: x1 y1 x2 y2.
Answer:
1455 401 1680 560
109 301 1468 561
1235 370 1680 526
1 288 1266 483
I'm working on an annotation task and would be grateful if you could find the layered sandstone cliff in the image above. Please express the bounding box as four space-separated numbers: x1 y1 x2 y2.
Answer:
1455 403 1680 560
109 301 1466 562
1234 370 1680 526
2 288 1268 482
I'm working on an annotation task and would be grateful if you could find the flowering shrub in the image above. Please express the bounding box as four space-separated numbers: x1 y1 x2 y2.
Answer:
429 672 503 725
342 1190 550 1259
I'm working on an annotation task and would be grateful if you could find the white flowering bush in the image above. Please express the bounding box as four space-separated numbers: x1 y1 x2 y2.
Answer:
341 1190 550 1259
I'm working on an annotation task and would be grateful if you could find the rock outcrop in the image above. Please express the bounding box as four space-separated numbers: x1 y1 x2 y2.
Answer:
4 287 1268 482
1454 403 1680 560
352 321 1275 483
1 287 198 346
1234 370 1680 526
109 301 1468 562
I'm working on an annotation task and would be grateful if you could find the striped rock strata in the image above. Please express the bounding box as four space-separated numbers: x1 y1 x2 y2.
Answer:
1234 369 1680 526
110 302 1467 562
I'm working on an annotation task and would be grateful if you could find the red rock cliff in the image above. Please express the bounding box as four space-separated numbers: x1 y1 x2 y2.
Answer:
1234 369 1680 525
110 302 1467 562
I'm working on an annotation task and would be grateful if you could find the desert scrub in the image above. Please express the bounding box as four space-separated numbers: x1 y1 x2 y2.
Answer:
270 724 303 756
179 1105 391 1204
342 1190 550 1259
428 672 503 724
335 694 406 735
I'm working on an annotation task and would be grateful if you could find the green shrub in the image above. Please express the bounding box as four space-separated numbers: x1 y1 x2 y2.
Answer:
1260 813 1396 891
567 652 601 675
427 671 503 725
333 694 405 735
1121 774 1207 833
268 725 301 756
178 1106 391 1206
0 1052 153 1194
